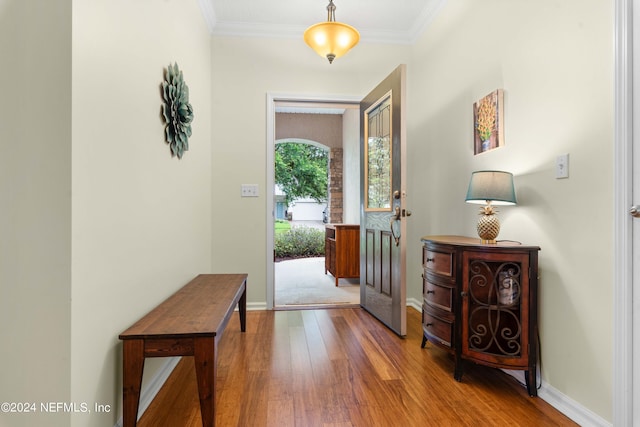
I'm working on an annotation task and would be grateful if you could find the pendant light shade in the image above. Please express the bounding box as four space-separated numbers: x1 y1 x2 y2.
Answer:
304 0 360 64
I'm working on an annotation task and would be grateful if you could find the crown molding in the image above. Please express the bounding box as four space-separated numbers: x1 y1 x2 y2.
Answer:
408 0 447 44
208 21 414 44
199 0 448 45
197 0 216 34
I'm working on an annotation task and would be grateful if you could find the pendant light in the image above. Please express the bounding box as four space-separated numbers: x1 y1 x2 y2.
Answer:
303 0 360 64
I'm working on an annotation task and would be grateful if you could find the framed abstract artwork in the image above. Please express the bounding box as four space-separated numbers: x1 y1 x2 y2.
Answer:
473 89 504 155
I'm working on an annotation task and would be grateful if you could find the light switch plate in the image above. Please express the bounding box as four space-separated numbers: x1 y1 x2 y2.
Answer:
556 154 569 179
241 184 259 197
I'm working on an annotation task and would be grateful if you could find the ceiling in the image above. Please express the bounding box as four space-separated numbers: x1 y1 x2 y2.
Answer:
200 0 446 44
199 0 446 115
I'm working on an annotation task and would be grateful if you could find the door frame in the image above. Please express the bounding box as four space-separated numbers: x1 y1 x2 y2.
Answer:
614 0 633 424
266 93 361 309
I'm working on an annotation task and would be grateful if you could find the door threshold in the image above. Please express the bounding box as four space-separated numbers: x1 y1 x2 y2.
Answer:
273 303 361 311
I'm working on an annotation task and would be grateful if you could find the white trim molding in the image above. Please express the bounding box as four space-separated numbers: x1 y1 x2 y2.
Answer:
614 0 634 425
539 383 612 427
406 297 422 312
197 0 216 34
198 0 447 44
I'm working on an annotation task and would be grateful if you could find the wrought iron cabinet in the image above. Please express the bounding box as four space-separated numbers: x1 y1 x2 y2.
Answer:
420 235 540 397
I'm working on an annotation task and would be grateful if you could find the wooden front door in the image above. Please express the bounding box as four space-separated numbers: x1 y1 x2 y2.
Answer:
360 65 407 336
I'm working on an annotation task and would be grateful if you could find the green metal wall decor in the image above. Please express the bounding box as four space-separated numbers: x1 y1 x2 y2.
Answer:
161 62 194 159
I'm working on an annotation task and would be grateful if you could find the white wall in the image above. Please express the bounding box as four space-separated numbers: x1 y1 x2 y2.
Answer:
210 36 412 304
71 1 212 425
343 108 361 224
0 1 72 426
406 0 613 421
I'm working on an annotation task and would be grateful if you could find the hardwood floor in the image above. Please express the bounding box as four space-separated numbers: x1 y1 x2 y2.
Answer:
138 307 577 427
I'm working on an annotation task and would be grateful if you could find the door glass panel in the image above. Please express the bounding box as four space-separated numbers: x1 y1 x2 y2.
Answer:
364 93 392 211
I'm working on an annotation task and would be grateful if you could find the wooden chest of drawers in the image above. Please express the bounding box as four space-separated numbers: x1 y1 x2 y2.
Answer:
421 235 540 397
325 224 360 286
422 244 456 348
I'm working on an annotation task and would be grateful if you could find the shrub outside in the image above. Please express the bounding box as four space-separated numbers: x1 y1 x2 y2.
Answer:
275 227 325 259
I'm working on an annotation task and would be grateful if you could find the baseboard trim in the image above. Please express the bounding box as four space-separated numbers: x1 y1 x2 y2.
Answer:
500 370 610 426
406 297 422 312
247 301 267 311
114 356 181 427
410 298 610 427
538 381 611 427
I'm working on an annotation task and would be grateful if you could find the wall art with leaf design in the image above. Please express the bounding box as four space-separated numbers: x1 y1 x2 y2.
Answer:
161 62 194 159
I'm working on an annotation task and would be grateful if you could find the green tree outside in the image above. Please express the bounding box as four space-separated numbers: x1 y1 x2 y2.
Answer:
275 142 328 206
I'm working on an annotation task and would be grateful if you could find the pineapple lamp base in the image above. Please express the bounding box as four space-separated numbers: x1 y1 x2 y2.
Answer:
477 213 500 244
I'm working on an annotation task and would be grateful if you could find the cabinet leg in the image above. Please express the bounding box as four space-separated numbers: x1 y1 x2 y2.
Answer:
421 334 427 348
525 370 537 397
454 359 464 382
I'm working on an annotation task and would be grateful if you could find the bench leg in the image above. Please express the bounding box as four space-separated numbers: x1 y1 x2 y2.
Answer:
194 337 216 427
239 285 247 333
122 339 145 427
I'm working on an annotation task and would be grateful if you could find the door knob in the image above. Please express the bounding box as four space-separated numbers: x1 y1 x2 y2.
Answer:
631 205 640 218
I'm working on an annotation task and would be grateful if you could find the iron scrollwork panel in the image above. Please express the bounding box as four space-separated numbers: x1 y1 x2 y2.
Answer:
467 260 523 357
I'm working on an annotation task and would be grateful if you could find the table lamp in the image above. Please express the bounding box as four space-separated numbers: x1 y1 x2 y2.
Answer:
465 170 517 243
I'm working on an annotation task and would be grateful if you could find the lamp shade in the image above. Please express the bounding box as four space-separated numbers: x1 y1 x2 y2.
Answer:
465 170 517 206
304 22 359 64
304 0 359 64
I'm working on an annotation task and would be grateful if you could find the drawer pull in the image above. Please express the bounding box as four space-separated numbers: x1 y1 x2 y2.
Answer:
426 323 434 327
461 291 468 297
426 257 435 263
426 290 435 294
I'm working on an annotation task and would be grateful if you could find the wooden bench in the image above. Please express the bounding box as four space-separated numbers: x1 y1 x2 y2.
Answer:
119 273 247 427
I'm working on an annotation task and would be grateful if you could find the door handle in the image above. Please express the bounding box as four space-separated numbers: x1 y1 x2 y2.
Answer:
631 205 640 218
393 206 401 221
390 206 412 246
390 206 401 246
